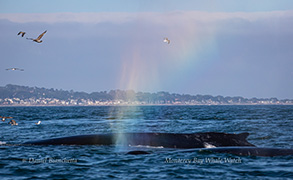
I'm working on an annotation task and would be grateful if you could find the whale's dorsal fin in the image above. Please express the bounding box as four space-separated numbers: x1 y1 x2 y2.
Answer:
237 132 250 140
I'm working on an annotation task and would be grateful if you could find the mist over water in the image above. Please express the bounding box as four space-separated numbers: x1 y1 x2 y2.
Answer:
0 105 292 179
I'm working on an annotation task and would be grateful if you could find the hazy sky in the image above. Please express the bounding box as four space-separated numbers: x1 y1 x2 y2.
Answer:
0 0 293 99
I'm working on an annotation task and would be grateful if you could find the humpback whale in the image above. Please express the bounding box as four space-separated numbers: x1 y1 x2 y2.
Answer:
23 132 254 148
197 147 293 157
126 147 293 157
22 132 293 156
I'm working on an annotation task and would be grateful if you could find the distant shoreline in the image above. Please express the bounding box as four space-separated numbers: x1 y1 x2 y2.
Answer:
1 103 292 107
1 84 293 106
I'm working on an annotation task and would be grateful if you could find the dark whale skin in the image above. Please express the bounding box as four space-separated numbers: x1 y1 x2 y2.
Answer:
23 132 293 156
23 132 255 148
127 147 293 157
198 147 293 157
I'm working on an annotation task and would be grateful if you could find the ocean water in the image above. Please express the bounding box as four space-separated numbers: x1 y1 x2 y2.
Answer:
0 105 292 179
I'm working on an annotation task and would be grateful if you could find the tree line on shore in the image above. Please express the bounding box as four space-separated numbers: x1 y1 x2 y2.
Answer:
0 84 292 105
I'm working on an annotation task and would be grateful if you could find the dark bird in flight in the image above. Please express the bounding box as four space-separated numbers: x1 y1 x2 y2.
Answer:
17 31 26 37
8 119 18 126
163 37 170 44
0 116 13 122
6 68 24 71
26 30 47 43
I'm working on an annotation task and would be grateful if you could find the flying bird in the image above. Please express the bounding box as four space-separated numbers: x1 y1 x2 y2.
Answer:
8 119 18 126
26 30 47 43
163 37 170 44
6 68 24 71
17 31 26 37
35 121 41 125
0 116 13 122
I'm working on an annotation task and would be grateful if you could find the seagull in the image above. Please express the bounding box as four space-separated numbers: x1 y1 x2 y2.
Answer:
6 68 24 71
26 30 47 43
8 119 18 126
17 31 26 37
163 37 170 44
35 121 41 125
0 116 13 122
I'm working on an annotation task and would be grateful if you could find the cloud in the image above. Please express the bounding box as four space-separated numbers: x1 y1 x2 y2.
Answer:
0 12 136 24
1 11 292 24
0 10 292 98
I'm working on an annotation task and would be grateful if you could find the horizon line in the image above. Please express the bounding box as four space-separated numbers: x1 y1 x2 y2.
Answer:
2 84 292 100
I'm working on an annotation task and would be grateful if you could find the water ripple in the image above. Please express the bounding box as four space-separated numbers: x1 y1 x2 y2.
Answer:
0 105 292 179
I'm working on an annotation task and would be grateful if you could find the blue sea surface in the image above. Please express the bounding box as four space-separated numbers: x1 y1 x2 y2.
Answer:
0 105 292 179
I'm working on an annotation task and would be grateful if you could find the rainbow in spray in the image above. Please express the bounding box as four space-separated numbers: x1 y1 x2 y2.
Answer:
109 12 220 149
117 12 219 93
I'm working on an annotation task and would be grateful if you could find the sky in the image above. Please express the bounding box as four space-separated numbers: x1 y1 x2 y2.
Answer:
0 0 293 99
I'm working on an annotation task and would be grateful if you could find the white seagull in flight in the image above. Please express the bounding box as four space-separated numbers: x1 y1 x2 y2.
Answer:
27 30 47 43
6 68 24 71
163 37 170 44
